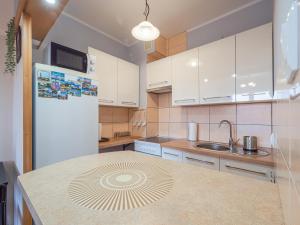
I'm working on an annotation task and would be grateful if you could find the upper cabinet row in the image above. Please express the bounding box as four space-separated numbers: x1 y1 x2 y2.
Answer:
147 23 273 106
88 47 139 107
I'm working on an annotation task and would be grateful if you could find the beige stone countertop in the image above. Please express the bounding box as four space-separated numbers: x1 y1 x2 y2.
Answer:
18 151 283 225
161 140 275 167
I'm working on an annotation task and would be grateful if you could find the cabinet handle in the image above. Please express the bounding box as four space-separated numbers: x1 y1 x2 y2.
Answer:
185 157 214 165
99 99 114 103
174 99 196 103
164 152 179 157
121 101 137 106
149 81 168 87
241 92 266 97
202 96 232 101
225 164 267 177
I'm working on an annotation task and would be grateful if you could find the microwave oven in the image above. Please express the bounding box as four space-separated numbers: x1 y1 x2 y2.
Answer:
44 42 95 73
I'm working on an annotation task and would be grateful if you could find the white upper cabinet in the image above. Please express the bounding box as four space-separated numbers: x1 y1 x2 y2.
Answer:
236 23 273 102
147 57 172 90
117 59 140 107
88 47 118 106
198 36 236 104
171 48 200 106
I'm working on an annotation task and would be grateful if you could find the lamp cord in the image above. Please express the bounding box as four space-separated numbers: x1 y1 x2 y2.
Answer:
143 0 150 20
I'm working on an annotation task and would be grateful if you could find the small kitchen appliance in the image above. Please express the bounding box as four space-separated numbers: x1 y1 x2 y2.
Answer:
243 136 258 151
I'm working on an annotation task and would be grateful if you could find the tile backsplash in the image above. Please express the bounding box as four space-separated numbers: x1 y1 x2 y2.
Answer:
100 93 273 148
99 106 130 138
155 93 272 147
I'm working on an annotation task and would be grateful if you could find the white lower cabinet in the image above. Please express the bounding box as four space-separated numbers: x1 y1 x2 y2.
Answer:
220 159 275 182
182 152 219 170
162 148 183 162
162 147 275 182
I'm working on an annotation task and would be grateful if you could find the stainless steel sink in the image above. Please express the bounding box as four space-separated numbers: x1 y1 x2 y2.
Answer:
195 143 230 151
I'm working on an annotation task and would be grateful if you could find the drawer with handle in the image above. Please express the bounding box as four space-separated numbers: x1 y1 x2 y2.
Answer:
183 152 220 170
99 99 115 105
162 148 183 162
220 159 275 182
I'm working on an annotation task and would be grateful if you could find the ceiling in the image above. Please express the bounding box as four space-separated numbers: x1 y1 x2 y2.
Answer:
63 0 261 46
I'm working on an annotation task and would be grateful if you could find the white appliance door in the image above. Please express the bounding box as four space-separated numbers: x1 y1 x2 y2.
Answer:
33 64 99 168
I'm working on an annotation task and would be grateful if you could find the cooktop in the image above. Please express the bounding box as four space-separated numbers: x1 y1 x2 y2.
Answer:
137 137 176 144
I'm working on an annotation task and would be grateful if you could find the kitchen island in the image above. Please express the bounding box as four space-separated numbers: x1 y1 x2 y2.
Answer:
18 151 283 225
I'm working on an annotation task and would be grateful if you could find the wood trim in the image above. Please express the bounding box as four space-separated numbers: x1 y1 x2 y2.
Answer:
15 0 69 41
15 0 29 29
167 32 187 56
22 13 33 225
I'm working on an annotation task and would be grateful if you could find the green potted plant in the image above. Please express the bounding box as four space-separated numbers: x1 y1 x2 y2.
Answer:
4 18 16 74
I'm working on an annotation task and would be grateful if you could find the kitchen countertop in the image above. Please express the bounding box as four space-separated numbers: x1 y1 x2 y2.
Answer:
161 140 275 167
18 151 283 225
99 136 141 149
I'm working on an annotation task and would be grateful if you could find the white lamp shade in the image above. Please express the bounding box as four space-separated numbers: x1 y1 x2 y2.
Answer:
131 21 160 41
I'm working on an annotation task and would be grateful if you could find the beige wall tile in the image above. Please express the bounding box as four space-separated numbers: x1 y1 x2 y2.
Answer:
99 106 113 123
187 106 209 123
112 123 129 134
290 185 300 225
210 104 236 124
132 126 146 137
158 93 171 108
101 123 113 138
210 124 237 144
113 108 129 123
158 108 170 123
276 151 291 225
159 123 169 137
198 124 209 141
130 110 146 124
169 123 187 139
170 107 187 123
237 103 271 125
147 93 158 108
290 98 300 192
236 125 271 148
147 108 158 122
147 123 159 137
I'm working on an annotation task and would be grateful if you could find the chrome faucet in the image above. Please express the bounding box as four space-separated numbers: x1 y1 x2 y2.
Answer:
219 120 234 150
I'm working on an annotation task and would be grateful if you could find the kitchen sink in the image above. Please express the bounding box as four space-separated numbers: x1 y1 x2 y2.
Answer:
195 143 230 151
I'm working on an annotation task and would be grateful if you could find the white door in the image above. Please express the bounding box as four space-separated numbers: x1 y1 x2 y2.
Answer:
236 23 273 102
171 48 200 106
147 57 172 90
198 36 236 104
117 59 139 107
88 47 118 106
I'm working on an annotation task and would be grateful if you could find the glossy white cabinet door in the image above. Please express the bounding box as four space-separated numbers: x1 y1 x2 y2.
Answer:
117 59 140 107
236 23 273 102
220 159 275 182
147 57 172 90
182 152 220 170
171 48 200 106
198 36 236 104
88 47 118 106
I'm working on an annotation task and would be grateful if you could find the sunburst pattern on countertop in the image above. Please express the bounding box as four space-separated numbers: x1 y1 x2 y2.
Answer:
68 162 174 211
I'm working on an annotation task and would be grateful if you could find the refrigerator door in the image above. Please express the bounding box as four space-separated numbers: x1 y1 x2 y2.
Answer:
33 64 99 169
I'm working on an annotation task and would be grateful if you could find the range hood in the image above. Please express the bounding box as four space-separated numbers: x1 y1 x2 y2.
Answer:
147 85 172 94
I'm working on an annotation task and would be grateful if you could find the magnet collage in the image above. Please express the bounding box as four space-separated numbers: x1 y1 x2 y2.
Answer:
37 70 98 100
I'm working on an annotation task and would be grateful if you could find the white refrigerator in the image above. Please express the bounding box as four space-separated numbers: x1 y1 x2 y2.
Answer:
33 63 99 169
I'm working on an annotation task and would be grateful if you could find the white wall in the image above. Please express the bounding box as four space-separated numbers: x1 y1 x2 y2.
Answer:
0 0 15 162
